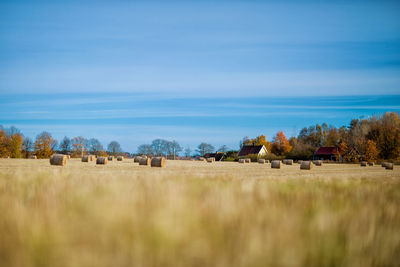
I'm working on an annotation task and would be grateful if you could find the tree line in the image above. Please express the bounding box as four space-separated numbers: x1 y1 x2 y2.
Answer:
0 127 124 159
240 112 400 162
1 112 399 161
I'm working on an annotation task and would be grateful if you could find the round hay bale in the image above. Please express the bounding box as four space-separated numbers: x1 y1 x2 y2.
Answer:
151 157 165 167
245 158 251 163
360 161 367 167
368 162 374 166
381 162 388 168
206 157 215 163
313 160 323 166
50 154 67 166
30 155 37 159
3 156 10 159
199 157 206 162
96 157 108 165
284 159 293 165
271 160 281 169
385 163 394 170
258 159 266 164
117 156 124 161
82 155 90 162
139 157 151 166
300 161 313 170
108 156 114 161
238 158 246 163
134 156 142 163
298 160 303 164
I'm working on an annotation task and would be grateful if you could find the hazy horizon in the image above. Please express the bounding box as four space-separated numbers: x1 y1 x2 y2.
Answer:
1 94 399 153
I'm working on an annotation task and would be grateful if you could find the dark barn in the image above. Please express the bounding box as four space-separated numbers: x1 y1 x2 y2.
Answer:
313 147 340 161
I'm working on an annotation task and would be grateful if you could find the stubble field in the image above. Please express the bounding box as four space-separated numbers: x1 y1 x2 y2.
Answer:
0 159 399 267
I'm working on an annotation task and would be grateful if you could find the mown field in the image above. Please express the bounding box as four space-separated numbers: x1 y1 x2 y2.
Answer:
0 159 399 267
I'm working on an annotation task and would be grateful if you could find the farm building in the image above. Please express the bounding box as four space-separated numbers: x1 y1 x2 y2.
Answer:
313 147 340 161
238 145 268 158
204 152 225 161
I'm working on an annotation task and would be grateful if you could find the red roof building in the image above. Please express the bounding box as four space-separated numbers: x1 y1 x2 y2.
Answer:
314 147 340 161
238 145 268 158
204 152 225 161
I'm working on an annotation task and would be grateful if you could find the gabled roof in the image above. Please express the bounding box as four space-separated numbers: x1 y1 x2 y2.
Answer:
238 145 266 157
204 152 225 161
315 147 340 155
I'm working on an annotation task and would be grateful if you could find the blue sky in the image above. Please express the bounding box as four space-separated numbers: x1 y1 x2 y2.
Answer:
0 0 399 152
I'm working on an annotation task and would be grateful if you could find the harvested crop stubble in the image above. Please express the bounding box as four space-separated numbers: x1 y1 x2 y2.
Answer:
271 160 282 169
300 161 313 170
96 157 108 165
0 160 400 267
151 157 165 167
50 154 67 166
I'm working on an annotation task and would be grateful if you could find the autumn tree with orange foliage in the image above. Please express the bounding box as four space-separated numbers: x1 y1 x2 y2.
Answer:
241 135 272 152
34 131 56 158
0 126 23 158
271 131 292 155
365 140 379 162
255 135 272 152
9 133 23 158
340 141 351 162
0 128 10 157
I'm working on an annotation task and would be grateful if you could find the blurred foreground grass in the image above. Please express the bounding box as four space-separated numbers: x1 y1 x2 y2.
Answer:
0 160 399 267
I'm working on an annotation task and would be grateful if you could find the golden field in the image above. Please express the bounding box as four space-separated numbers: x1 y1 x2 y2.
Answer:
0 159 399 267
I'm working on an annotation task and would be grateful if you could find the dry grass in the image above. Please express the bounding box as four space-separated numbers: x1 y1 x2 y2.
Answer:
0 159 399 267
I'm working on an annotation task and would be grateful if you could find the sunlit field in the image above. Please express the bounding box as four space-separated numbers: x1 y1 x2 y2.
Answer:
1 159 399 267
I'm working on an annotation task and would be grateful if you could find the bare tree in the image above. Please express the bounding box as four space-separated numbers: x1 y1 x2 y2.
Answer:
59 136 71 154
88 138 104 156
151 139 164 156
184 147 191 157
107 141 122 156
196 142 214 156
137 144 153 156
170 140 182 160
21 137 33 158
71 136 87 157
218 145 229 153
